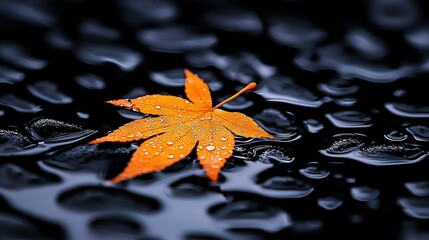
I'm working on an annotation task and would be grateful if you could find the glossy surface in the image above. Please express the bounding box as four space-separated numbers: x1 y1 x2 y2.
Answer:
0 0 428 239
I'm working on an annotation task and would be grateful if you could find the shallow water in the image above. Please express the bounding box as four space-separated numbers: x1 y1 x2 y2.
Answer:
0 0 428 239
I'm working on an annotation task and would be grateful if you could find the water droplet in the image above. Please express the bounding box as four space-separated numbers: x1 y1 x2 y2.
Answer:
167 141 173 146
405 181 429 197
206 145 215 151
155 105 161 109
169 154 174 159
299 162 330 179
350 186 380 202
220 137 228 141
200 156 206 159
317 196 343 210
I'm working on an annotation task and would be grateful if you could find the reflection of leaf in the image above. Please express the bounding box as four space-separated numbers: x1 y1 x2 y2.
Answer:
89 69 272 183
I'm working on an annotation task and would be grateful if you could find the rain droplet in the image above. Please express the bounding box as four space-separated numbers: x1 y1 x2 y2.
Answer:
167 141 173 145
169 154 174 159
155 105 161 109
220 137 228 141
206 145 215 151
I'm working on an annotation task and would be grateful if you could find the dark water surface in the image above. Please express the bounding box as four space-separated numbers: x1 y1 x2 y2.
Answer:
1 0 429 239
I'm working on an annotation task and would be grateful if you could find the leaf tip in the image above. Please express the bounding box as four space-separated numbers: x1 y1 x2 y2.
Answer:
87 138 102 144
205 169 220 183
265 133 275 139
184 68 193 77
109 175 127 184
106 99 133 108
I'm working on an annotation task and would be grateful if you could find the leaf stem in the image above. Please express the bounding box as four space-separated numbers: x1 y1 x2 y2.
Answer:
212 82 257 109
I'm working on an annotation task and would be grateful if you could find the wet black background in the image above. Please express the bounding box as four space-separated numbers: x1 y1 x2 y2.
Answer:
1 0 429 239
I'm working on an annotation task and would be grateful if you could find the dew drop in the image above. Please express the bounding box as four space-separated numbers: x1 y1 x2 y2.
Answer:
200 156 206 159
220 137 228 141
169 154 174 159
221 146 227 150
200 117 205 121
198 146 203 150
144 152 149 155
155 152 160 155
179 146 184 150
155 105 161 109
167 141 173 145
206 145 215 151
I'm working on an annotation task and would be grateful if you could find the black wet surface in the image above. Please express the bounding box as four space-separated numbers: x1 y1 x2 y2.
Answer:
0 0 429 239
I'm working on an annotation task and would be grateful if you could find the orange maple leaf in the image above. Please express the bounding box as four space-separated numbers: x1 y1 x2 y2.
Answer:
89 69 273 183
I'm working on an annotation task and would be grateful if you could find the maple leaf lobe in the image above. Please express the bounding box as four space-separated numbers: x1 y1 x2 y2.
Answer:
89 69 273 183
